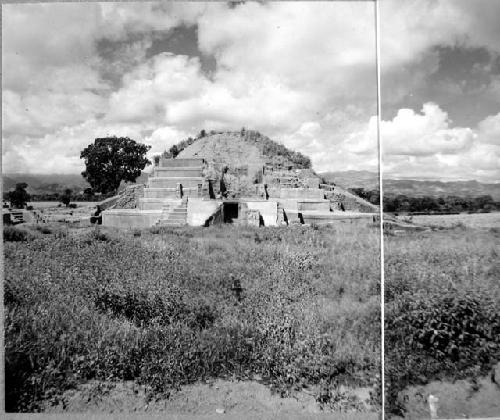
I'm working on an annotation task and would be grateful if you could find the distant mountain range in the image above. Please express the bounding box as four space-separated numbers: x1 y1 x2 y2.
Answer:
320 171 500 200
2 172 149 196
3 173 91 195
3 170 499 201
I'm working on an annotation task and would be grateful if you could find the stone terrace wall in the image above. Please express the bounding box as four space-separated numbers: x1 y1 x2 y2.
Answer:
325 186 378 213
112 184 145 209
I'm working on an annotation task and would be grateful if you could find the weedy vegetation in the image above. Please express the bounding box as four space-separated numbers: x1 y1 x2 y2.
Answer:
4 222 380 412
385 227 500 416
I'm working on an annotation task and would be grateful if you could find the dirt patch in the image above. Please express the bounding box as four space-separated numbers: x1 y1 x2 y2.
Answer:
399 364 500 419
42 379 377 419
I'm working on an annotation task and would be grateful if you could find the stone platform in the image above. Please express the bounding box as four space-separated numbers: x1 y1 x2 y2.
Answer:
101 158 376 229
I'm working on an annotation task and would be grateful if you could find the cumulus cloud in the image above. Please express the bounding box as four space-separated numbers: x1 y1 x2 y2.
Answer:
3 0 500 182
101 2 378 173
381 0 500 68
2 119 153 174
477 112 500 145
346 103 499 182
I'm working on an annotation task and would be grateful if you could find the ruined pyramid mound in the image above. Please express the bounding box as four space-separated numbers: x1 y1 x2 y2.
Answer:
155 129 377 212
172 130 316 198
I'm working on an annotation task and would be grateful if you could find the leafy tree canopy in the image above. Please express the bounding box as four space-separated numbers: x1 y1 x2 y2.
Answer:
8 183 30 209
61 189 72 207
80 137 151 194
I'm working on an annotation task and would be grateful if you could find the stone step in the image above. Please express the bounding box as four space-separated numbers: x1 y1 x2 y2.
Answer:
158 220 186 227
158 158 204 168
169 211 187 216
148 177 204 189
163 215 186 221
153 167 204 178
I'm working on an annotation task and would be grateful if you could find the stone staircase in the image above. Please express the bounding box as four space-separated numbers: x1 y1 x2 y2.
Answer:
156 198 188 227
138 158 208 211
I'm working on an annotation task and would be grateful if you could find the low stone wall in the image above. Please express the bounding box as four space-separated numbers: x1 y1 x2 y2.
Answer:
297 200 330 212
187 198 221 226
325 187 378 213
301 212 374 226
102 209 161 229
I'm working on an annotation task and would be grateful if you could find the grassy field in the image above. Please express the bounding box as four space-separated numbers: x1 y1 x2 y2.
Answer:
4 222 381 413
384 221 500 417
399 211 500 229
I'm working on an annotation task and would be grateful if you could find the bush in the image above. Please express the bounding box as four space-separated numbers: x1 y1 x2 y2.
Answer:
94 286 216 330
3 226 29 242
385 287 500 415
35 225 52 235
85 228 112 243
4 224 380 411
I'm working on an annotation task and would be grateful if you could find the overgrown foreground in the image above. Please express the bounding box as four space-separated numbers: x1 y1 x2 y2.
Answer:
385 227 500 416
4 223 380 412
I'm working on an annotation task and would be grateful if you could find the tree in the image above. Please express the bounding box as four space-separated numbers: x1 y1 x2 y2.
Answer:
80 137 151 194
61 189 72 207
169 144 179 158
8 183 30 209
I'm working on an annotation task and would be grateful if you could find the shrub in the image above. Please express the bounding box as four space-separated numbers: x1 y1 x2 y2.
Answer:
4 223 380 411
94 286 216 330
385 287 500 415
85 227 112 243
35 225 52 234
3 226 29 242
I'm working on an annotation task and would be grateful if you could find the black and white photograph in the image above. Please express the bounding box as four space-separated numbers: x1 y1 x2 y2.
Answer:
2 0 500 419
2 1 381 417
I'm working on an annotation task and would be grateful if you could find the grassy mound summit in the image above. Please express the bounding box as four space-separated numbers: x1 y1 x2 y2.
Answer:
160 129 317 198
165 129 311 171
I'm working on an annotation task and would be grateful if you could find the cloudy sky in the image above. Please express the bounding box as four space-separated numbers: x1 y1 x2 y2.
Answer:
2 1 499 182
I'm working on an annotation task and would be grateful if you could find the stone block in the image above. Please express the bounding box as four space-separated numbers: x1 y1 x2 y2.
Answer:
187 198 221 226
244 200 278 226
102 209 162 229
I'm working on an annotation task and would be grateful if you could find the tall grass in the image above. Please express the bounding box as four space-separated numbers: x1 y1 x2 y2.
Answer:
4 223 380 412
385 228 500 416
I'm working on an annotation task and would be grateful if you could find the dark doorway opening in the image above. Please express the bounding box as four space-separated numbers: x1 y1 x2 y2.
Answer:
222 202 239 223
